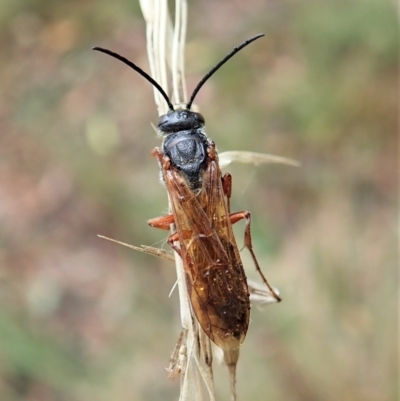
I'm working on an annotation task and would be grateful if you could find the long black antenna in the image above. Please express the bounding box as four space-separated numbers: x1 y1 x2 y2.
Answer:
186 33 265 110
92 47 174 111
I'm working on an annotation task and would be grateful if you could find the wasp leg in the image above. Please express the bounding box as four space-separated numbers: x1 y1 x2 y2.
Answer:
151 146 164 161
148 215 182 257
148 214 175 230
167 232 182 257
229 211 281 302
221 173 232 212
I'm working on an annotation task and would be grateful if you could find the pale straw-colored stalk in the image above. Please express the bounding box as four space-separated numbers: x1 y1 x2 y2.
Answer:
139 1 216 400
100 1 298 400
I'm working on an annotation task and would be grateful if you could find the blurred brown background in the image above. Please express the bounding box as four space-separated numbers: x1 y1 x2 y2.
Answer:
0 1 397 400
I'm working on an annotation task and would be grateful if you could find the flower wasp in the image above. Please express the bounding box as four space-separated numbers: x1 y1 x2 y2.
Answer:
93 34 281 351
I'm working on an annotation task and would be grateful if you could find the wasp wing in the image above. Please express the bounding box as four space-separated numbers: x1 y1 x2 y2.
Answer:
163 155 249 351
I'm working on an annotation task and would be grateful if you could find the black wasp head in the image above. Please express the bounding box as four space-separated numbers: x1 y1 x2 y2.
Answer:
158 109 205 134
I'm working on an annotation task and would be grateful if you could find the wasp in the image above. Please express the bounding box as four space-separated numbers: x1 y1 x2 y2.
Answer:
93 34 281 351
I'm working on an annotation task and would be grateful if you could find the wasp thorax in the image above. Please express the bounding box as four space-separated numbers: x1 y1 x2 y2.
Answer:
158 109 205 134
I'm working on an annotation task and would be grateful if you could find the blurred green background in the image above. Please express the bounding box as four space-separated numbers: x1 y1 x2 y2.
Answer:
0 1 397 400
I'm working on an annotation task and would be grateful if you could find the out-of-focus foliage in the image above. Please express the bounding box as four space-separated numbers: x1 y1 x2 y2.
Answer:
0 1 397 401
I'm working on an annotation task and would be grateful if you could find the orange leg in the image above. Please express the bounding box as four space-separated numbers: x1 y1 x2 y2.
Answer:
148 214 183 257
167 232 182 257
222 173 232 212
229 211 281 302
148 214 175 230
